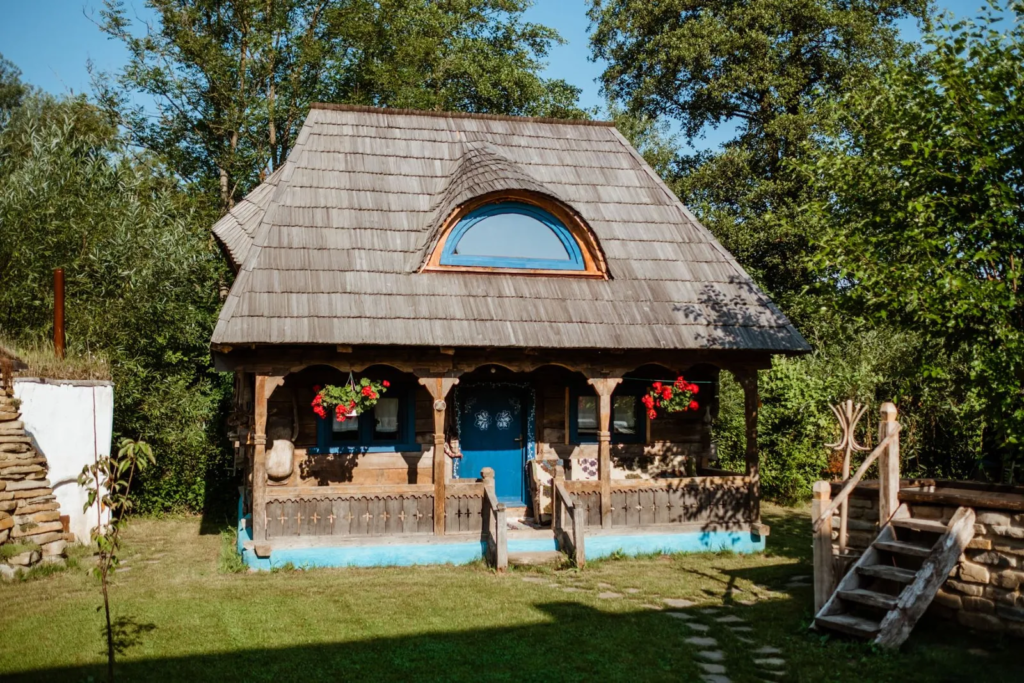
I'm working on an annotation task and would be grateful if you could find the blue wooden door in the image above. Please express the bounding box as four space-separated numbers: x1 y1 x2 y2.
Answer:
459 386 526 505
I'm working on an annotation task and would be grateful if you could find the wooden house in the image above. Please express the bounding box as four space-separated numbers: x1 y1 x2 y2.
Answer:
211 104 809 569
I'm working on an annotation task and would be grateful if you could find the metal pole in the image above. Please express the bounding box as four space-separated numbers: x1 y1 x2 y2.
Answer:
53 268 65 359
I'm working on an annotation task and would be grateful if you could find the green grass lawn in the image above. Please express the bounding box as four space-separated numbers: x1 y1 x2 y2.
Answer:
0 504 1019 682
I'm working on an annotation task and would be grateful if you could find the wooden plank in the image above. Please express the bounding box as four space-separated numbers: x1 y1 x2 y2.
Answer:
265 484 435 500
873 540 934 558
496 505 508 571
816 513 901 622
891 517 947 534
332 498 351 536
624 490 640 528
266 501 282 538
401 496 418 534
899 486 1024 512
875 506 976 649
317 499 332 536
639 489 655 527
856 564 917 584
878 403 900 524
654 489 670 525
283 500 299 536
351 498 370 535
611 490 626 528
816 614 880 639
838 588 898 611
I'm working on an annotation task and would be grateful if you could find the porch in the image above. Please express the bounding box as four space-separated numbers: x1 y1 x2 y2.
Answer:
222 346 770 569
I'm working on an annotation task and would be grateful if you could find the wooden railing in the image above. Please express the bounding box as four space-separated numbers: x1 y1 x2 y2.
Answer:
552 465 586 567
481 468 507 571
812 402 901 612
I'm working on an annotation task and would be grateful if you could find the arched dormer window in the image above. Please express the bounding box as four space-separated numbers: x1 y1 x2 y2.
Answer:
424 194 607 278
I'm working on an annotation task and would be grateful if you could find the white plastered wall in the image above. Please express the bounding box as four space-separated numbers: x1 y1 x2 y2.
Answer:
14 379 114 543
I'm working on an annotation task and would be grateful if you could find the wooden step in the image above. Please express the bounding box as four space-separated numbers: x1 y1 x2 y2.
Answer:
508 551 562 567
874 540 934 558
838 588 898 611
815 613 881 638
856 564 917 583
891 518 948 534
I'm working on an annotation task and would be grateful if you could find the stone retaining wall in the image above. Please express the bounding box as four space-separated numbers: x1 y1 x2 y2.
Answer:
834 482 1024 637
0 395 70 579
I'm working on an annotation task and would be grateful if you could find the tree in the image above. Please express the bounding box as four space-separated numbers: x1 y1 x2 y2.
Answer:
0 52 28 113
99 0 587 211
0 93 229 511
588 0 926 320
79 437 154 682
802 3 1024 478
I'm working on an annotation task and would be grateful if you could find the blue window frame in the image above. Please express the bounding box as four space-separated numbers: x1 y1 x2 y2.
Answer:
568 385 646 445
310 386 421 453
440 202 586 271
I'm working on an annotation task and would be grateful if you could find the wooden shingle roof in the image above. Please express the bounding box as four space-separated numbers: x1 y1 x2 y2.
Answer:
212 105 809 353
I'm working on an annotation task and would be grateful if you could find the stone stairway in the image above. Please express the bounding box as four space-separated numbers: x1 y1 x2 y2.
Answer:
0 395 68 575
815 503 976 648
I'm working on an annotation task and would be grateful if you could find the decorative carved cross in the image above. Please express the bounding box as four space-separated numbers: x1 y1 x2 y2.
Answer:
345 512 355 523
398 510 407 522
295 512 303 526
328 513 336 525
278 511 288 525
381 511 390 523
635 503 643 511
362 511 373 522
310 512 320 525
413 511 424 521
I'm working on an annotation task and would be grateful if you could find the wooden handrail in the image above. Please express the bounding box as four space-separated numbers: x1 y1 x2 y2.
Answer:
813 426 901 532
553 475 586 567
481 468 507 571
554 480 574 510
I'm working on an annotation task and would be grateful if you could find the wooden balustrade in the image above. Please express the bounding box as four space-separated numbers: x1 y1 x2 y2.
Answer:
553 465 586 567
812 402 901 612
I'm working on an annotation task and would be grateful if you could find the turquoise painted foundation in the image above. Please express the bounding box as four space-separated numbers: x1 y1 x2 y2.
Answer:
237 497 765 570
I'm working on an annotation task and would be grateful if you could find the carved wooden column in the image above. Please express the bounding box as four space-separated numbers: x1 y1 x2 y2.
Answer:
417 375 460 535
252 374 284 541
736 370 761 522
587 376 622 529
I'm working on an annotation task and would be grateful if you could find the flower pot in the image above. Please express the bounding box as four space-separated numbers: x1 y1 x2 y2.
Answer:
345 407 359 417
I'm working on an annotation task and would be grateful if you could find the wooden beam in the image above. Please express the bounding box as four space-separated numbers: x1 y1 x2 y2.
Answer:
878 402 900 525
587 376 622 529
737 370 761 521
416 374 461 535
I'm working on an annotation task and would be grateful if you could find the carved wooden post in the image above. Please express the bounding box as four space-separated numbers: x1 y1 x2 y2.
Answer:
878 402 900 525
587 377 622 530
812 480 835 614
553 464 566 533
252 374 284 541
737 370 761 522
417 375 460 536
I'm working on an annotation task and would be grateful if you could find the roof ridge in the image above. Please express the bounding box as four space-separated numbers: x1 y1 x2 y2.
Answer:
311 103 615 127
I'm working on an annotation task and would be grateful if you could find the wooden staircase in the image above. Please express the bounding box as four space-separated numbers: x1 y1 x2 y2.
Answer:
815 503 976 648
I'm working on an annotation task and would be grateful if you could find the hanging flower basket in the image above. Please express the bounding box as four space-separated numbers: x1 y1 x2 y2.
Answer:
642 377 699 420
311 375 390 422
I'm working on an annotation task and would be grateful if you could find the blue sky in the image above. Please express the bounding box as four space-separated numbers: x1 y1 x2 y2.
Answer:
0 0 1004 152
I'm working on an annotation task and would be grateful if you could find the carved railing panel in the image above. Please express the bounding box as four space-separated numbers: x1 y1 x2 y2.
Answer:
265 494 435 538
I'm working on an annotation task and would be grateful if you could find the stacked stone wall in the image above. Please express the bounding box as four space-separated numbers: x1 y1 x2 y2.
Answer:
833 483 1024 637
0 394 69 578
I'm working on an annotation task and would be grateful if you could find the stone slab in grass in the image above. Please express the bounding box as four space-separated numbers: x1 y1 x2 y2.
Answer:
664 598 696 608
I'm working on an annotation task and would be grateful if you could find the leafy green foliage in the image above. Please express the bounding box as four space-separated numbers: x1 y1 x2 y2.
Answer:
99 0 588 210
0 93 231 512
589 0 925 320
800 3 1024 478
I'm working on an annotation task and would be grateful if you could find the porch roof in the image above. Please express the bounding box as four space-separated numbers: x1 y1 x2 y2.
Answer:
212 104 810 354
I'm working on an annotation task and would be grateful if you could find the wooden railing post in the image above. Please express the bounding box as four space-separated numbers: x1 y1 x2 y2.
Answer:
878 402 900 525
495 504 508 572
812 480 835 614
737 370 761 522
587 376 622 530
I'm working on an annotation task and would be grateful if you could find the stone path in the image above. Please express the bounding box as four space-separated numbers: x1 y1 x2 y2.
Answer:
512 569 791 682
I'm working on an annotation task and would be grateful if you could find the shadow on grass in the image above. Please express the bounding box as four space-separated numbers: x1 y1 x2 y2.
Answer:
4 602 708 683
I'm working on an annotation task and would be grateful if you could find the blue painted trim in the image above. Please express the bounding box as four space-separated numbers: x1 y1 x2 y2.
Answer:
236 505 764 570
440 202 586 271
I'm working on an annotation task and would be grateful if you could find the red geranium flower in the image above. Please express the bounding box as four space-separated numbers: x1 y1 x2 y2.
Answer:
689 400 699 410
652 381 662 392
661 387 673 400
312 385 322 393
647 409 657 420
382 380 390 388
689 384 699 394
